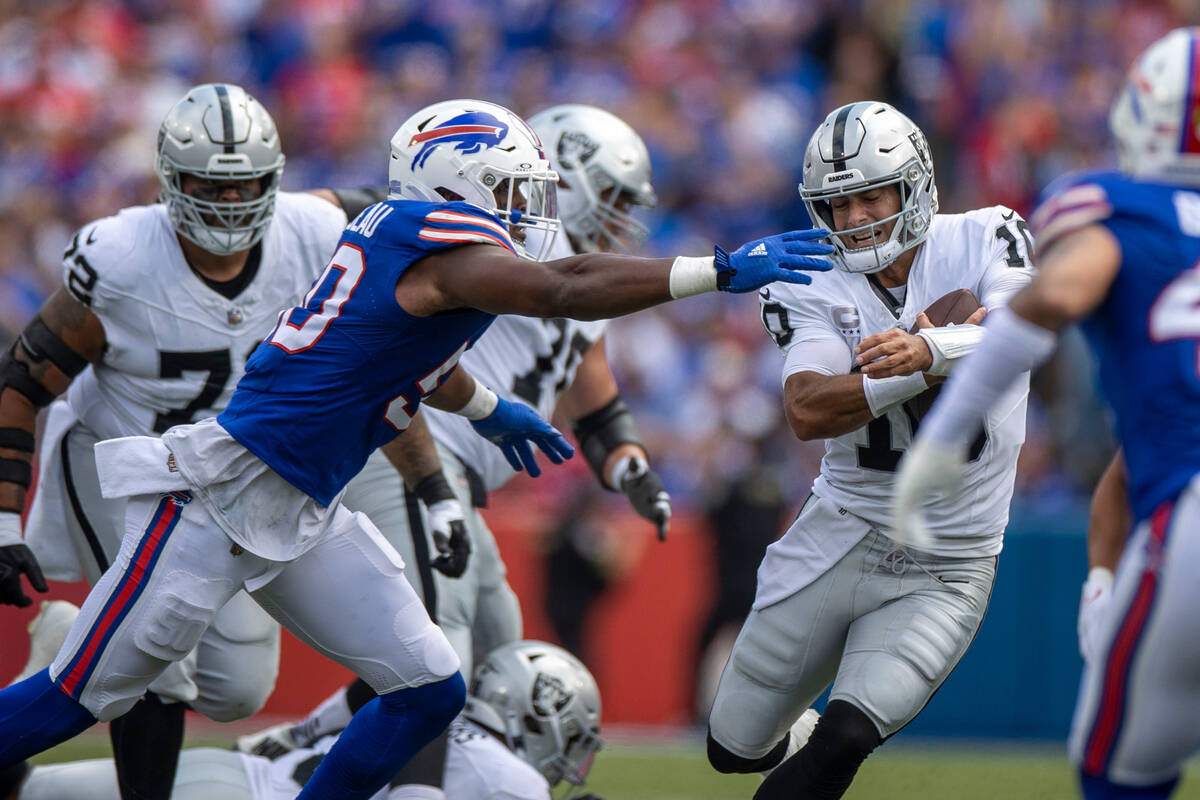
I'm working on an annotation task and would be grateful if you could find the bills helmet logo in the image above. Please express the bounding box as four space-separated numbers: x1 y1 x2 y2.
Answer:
409 112 509 170
530 672 573 717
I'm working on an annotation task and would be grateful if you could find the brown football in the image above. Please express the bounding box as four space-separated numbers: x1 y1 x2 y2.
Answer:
904 289 982 421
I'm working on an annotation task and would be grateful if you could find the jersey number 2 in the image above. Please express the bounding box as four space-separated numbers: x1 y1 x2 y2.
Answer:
1150 262 1200 376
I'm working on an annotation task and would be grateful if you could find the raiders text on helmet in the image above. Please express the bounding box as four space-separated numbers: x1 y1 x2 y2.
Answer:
1110 27 1200 184
800 101 938 273
388 99 561 261
156 83 285 256
527 104 657 254
464 641 602 794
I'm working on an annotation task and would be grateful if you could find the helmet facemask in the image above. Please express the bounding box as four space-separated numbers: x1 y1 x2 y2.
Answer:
471 164 561 262
802 156 932 274
158 159 281 256
558 165 652 255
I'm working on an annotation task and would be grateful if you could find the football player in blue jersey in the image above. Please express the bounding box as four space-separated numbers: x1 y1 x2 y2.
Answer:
894 27 1200 800
0 98 833 800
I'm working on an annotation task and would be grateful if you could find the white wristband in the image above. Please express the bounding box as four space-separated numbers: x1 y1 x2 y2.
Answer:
862 372 929 417
1085 566 1114 590
457 378 499 421
0 510 22 548
668 256 718 299
916 324 986 376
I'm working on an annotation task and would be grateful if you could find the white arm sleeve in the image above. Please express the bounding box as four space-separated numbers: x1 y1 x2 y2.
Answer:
781 335 852 385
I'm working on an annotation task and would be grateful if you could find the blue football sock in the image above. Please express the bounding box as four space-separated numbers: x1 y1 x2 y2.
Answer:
0 669 96 768
1081 769 1179 799
296 672 465 800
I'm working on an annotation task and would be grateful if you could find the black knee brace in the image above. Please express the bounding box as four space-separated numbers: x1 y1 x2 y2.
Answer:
754 700 882 800
706 727 789 774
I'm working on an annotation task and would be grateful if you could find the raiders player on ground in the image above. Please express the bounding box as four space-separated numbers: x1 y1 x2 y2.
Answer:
238 104 670 797
705 102 1036 799
0 83 464 800
3 615 602 800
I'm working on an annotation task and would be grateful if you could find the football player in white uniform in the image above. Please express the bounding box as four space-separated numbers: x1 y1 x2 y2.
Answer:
238 104 669 798
705 102 1035 799
3 617 602 800
0 83 463 800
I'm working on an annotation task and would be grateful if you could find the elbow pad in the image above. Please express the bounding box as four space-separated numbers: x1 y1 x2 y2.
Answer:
916 324 985 376
571 396 645 489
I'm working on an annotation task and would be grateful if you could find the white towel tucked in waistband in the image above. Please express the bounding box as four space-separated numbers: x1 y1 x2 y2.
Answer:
94 436 189 499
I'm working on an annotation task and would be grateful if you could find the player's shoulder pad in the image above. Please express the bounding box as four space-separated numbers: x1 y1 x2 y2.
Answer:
60 205 157 305
273 190 350 246
758 266 840 311
343 198 519 257
1029 169 1120 253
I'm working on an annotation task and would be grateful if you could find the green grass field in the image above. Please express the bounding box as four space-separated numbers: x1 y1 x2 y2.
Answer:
28 730 1200 799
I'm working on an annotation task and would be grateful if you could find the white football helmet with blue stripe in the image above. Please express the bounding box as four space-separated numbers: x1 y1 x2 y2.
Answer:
388 99 560 261
1110 27 1200 184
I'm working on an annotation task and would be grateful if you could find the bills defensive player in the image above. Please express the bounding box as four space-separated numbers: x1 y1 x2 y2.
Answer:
0 83 359 800
3 622 604 800
0 98 832 800
895 27 1200 799
239 105 669 798
706 101 1036 799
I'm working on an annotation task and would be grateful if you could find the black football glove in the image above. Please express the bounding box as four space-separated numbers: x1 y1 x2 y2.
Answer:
0 543 48 607
427 499 472 578
615 456 671 542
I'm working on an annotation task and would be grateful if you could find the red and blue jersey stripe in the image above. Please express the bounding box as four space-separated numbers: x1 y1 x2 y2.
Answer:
55 492 191 700
418 209 518 254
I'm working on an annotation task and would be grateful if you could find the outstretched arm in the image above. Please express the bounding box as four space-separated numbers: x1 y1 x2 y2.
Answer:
395 231 833 320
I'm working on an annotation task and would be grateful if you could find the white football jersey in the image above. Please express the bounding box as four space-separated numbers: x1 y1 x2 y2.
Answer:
761 206 1036 556
238 722 549 800
61 192 347 440
423 232 606 491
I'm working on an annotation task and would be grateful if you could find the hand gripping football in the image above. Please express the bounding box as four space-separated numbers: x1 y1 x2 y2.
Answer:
905 289 981 421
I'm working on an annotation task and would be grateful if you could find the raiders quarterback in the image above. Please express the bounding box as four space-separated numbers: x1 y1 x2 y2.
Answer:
705 101 1036 799
238 104 670 797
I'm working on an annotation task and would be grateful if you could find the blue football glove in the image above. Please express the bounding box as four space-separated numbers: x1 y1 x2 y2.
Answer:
471 395 575 477
715 229 833 293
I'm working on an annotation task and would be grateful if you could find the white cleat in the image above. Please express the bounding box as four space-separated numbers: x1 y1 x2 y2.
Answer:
14 600 80 684
235 723 305 760
761 707 821 779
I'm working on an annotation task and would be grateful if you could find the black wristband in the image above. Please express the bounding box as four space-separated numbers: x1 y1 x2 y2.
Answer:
0 428 34 453
412 471 455 506
0 457 31 489
571 395 644 488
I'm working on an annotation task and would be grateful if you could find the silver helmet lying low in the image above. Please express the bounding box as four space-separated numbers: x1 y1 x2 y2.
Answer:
465 640 602 794
156 83 285 256
799 101 937 274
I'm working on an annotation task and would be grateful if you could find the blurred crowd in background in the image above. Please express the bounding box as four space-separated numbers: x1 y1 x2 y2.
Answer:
0 0 1182 708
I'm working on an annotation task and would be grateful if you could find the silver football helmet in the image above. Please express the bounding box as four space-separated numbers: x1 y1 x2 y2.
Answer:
1110 27 1200 184
799 101 938 273
155 83 285 256
465 641 602 794
527 104 657 254
388 99 560 261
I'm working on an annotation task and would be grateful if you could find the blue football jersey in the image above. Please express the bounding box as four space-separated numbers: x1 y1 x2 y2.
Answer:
1032 170 1200 521
219 199 518 505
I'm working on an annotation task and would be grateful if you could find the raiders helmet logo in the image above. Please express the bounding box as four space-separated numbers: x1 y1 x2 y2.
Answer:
908 131 932 170
557 131 599 169
530 672 573 717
